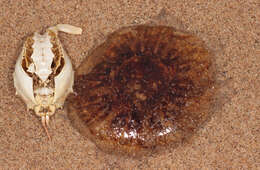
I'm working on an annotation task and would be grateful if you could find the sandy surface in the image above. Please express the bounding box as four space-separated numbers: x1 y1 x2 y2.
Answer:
0 0 259 169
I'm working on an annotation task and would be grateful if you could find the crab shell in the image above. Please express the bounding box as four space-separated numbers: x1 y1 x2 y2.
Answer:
13 24 82 132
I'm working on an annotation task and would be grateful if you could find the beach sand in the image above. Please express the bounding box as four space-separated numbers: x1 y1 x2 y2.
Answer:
0 0 259 169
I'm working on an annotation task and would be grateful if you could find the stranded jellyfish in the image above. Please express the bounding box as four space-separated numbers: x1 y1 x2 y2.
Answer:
67 25 216 156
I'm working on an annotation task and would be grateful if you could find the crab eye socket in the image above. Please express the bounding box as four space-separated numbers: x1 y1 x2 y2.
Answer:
51 57 65 76
27 63 35 73
22 57 34 77
49 31 65 76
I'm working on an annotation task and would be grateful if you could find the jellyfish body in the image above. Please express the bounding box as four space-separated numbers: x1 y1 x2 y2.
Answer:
67 25 216 156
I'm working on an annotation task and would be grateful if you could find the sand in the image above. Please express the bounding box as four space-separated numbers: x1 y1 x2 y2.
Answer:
0 0 259 169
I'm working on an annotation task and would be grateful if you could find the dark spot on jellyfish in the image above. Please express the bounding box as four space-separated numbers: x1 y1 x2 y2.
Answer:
67 25 216 157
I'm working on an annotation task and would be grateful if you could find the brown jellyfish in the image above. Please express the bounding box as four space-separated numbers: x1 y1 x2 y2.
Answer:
67 25 216 156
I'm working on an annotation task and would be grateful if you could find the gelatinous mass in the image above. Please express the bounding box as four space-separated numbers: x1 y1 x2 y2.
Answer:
67 25 216 156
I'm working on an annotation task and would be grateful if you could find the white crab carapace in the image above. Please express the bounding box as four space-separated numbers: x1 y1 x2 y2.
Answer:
13 24 82 139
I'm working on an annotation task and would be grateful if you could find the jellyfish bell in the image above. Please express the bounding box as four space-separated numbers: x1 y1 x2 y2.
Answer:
67 25 217 156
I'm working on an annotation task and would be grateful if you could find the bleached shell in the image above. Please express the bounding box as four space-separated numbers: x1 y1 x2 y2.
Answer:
13 49 35 109
53 47 74 107
13 24 82 126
